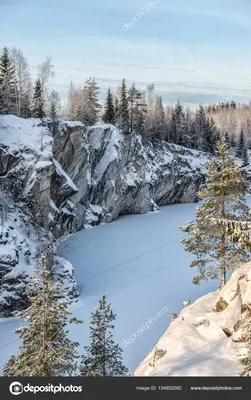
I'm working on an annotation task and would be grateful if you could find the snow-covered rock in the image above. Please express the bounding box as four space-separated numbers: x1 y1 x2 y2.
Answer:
53 122 208 229
134 262 251 377
0 115 79 316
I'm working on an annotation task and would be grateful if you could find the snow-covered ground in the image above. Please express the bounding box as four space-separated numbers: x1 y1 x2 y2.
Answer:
135 258 251 377
0 202 214 373
1 199 251 375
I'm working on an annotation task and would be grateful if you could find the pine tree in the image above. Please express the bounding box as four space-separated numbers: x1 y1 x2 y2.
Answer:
236 130 245 158
80 295 128 377
0 47 17 115
31 79 45 118
119 78 129 134
3 257 82 376
103 87 115 124
180 141 250 287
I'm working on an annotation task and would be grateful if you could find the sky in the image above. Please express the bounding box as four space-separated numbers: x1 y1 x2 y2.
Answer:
1 0 251 107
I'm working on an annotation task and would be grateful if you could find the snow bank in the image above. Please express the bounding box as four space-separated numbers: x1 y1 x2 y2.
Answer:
0 115 52 158
134 262 251 377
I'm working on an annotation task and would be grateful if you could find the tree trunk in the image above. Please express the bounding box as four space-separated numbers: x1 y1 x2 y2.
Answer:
221 154 226 288
221 232 226 288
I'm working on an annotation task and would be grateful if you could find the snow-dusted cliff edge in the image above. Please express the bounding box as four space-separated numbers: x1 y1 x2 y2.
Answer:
53 120 208 229
134 262 251 377
0 115 208 316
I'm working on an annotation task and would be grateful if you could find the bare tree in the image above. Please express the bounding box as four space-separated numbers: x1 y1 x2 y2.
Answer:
10 47 32 118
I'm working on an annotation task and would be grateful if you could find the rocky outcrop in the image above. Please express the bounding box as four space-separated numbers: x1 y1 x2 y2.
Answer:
52 121 208 229
0 115 77 316
214 266 251 342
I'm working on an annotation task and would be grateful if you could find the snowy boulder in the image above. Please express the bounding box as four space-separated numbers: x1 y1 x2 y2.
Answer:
215 278 240 312
170 313 178 320
193 316 210 327
183 300 191 307
0 244 18 266
155 348 167 359
215 264 251 313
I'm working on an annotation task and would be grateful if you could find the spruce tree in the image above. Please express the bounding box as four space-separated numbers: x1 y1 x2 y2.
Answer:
134 101 146 135
180 141 250 287
0 47 17 115
209 117 220 153
114 96 120 124
3 257 82 377
236 130 245 158
103 87 115 124
80 295 128 377
81 77 101 125
127 83 143 134
230 135 235 148
224 132 231 149
119 78 129 134
173 101 184 145
31 79 45 118
195 105 212 152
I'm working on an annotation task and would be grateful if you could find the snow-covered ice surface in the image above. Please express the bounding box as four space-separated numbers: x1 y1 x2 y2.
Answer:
1 199 251 375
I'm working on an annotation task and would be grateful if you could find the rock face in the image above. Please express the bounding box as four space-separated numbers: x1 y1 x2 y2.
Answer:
0 116 77 316
134 262 251 377
0 115 208 316
53 122 208 229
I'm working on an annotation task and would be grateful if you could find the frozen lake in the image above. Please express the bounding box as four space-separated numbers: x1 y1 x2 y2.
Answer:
0 201 236 374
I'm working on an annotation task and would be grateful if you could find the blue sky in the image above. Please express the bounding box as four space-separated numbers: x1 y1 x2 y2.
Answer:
1 0 251 106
